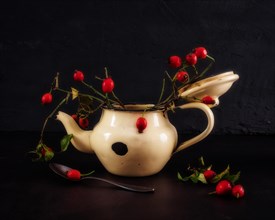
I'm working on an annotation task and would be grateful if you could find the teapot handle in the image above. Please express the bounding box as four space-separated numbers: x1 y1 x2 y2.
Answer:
173 103 214 154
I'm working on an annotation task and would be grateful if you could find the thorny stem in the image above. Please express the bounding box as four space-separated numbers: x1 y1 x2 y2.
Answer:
91 102 105 113
104 67 109 78
49 72 59 93
198 61 214 79
105 93 112 108
55 87 104 104
157 78 166 105
111 91 125 108
206 55 215 62
158 71 177 106
157 55 215 109
81 80 124 108
193 65 199 75
165 71 173 82
81 81 106 99
39 93 70 142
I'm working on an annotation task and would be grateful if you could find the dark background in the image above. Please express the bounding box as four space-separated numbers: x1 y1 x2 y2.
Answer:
1 0 274 134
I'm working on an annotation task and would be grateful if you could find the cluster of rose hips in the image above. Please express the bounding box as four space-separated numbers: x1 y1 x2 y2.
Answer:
30 132 73 162
168 47 209 83
204 169 245 199
166 47 216 106
41 69 149 133
169 47 208 69
41 70 115 105
40 69 118 131
178 157 245 199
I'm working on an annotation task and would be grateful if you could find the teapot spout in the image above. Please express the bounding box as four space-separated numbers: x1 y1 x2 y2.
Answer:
56 111 93 153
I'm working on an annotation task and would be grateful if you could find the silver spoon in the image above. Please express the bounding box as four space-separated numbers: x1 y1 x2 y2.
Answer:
49 163 155 193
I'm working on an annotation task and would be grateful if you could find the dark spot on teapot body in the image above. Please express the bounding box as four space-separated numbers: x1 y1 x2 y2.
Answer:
112 142 128 156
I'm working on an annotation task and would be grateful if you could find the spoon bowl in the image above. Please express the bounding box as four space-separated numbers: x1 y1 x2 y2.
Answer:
49 163 155 193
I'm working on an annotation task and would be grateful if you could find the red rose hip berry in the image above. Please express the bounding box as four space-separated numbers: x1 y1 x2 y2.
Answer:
41 93 53 104
71 114 78 121
73 70 84 81
79 118 89 129
102 78 115 93
232 184 245 198
194 47 207 59
67 169 81 180
176 71 188 82
216 180 232 195
136 117 147 133
168 55 182 68
41 146 53 157
202 96 215 105
185 53 197 66
203 170 216 182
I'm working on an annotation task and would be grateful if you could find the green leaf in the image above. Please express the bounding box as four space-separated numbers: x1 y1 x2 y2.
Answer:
178 170 207 184
211 165 230 183
177 172 184 181
29 150 42 162
227 171 241 184
177 172 191 182
189 173 199 183
36 143 44 151
60 134 73 152
29 143 44 162
44 149 54 161
198 156 205 167
197 173 207 184
79 95 93 106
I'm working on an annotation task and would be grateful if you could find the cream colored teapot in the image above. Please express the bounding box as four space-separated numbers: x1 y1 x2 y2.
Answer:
57 71 239 177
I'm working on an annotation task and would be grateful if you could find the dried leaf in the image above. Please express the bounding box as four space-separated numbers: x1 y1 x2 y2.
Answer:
55 73 59 88
71 87 79 100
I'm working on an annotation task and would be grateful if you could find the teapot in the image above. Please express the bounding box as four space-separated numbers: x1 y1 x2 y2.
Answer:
57 71 239 177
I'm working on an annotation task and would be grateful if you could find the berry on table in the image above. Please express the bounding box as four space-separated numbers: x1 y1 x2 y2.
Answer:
215 180 232 195
232 184 245 198
203 169 216 182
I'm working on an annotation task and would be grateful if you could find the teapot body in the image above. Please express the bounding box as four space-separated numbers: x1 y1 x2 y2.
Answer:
90 105 178 176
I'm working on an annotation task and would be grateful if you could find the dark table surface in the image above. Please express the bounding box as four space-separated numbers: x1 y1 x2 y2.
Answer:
1 132 275 220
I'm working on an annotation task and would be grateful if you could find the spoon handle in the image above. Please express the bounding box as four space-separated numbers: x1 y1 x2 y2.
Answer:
81 176 155 193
